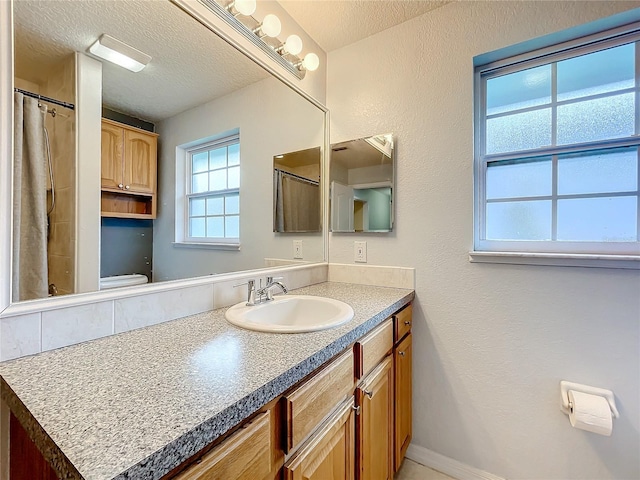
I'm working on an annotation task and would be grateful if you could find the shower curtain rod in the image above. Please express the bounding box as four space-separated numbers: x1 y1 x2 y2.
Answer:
276 168 319 186
14 88 75 110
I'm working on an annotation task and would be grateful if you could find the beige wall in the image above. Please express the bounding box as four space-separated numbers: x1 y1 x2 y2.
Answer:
153 76 325 282
327 2 640 479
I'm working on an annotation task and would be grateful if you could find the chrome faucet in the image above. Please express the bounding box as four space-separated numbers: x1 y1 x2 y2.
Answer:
256 276 288 301
233 277 287 306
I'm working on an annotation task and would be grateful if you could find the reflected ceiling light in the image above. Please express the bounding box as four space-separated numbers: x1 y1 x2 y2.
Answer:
88 34 151 73
253 13 281 38
226 0 256 16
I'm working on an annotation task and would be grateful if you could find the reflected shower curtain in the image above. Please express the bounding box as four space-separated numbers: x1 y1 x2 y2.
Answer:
13 93 48 301
274 170 320 232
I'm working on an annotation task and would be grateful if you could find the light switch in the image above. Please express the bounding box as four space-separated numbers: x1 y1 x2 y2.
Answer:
293 240 303 259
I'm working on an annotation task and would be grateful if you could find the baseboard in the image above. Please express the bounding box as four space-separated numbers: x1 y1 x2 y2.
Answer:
405 443 506 480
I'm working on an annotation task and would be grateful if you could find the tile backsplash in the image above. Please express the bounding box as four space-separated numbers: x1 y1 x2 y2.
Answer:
0 262 414 362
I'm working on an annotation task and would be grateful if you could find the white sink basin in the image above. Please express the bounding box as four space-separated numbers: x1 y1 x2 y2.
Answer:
225 295 354 333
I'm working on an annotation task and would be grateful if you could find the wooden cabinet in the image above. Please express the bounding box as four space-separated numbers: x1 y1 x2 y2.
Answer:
393 305 413 472
173 412 272 480
285 349 354 453
11 302 412 480
101 118 158 219
284 397 356 480
356 356 394 480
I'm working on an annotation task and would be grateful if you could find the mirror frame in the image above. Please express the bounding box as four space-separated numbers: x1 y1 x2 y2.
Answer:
0 0 329 317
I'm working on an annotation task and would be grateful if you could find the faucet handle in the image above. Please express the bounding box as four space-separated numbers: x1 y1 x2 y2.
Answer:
233 279 256 306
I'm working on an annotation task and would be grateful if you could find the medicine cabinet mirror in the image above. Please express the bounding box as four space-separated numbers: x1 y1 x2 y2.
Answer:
330 133 395 233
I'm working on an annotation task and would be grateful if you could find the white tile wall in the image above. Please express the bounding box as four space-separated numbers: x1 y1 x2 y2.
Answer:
328 263 415 289
41 302 113 351
0 313 41 361
114 284 214 333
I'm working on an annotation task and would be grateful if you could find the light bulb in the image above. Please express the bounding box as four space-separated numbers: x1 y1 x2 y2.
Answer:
234 0 256 16
284 34 303 55
302 52 319 72
261 14 281 38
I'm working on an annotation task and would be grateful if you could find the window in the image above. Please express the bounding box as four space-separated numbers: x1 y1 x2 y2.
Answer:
185 134 240 244
474 28 640 259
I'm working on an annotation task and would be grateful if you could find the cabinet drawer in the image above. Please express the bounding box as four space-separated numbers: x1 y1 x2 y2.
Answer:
285 349 354 452
284 397 355 480
174 411 272 480
393 304 412 343
354 319 393 379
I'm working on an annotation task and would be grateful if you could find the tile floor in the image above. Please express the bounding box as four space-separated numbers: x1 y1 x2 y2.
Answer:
395 459 456 480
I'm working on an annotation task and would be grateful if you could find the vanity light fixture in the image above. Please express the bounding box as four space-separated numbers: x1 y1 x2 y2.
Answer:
253 13 281 38
276 34 303 56
88 34 151 73
212 0 320 79
300 53 320 72
225 0 256 16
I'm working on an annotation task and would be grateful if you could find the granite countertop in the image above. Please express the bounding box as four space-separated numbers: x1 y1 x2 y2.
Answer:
0 282 414 480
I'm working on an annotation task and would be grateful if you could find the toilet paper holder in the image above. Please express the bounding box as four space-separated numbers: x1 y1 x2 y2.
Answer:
560 381 619 418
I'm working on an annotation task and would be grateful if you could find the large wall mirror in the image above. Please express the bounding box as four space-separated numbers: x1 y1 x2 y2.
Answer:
10 0 326 303
330 133 395 233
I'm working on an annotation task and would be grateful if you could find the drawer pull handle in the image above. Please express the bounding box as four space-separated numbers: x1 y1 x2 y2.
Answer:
125 185 130 190
118 183 124 189
398 351 406 357
364 389 373 399
404 321 411 326
352 405 361 415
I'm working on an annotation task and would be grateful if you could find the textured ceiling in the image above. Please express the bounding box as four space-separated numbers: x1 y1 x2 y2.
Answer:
278 0 452 52
13 0 269 122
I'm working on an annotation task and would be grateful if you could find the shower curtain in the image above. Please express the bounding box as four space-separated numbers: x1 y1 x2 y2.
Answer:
12 92 49 301
274 169 320 232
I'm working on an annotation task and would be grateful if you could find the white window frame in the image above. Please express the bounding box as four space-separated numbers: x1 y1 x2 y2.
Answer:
472 24 640 268
174 131 241 249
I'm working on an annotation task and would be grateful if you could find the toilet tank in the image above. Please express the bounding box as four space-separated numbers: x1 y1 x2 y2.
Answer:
99 274 148 290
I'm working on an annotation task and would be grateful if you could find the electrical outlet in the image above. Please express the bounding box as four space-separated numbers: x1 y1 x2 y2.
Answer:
354 241 367 263
293 240 303 259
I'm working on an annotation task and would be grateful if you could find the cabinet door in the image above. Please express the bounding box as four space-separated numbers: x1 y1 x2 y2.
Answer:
123 129 156 194
101 121 124 190
394 333 412 472
285 397 355 480
173 411 272 480
356 356 393 480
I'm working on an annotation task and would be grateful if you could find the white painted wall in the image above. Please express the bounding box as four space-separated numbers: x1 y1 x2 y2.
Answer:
74 53 101 294
153 76 324 282
327 2 640 479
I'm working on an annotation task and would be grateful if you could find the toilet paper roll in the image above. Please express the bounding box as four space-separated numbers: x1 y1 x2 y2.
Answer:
568 390 613 436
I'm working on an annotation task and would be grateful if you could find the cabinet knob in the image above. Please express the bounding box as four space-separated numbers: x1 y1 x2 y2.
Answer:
398 351 406 357
118 183 124 189
364 389 373 399
125 185 130 190
404 321 411 326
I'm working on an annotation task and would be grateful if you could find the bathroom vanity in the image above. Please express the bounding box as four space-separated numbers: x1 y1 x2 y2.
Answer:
0 282 413 479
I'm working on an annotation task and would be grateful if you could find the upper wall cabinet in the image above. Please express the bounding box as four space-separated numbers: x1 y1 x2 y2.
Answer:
101 119 158 219
330 133 395 233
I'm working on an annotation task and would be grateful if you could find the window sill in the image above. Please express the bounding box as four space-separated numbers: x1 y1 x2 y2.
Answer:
173 241 241 251
469 251 640 270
